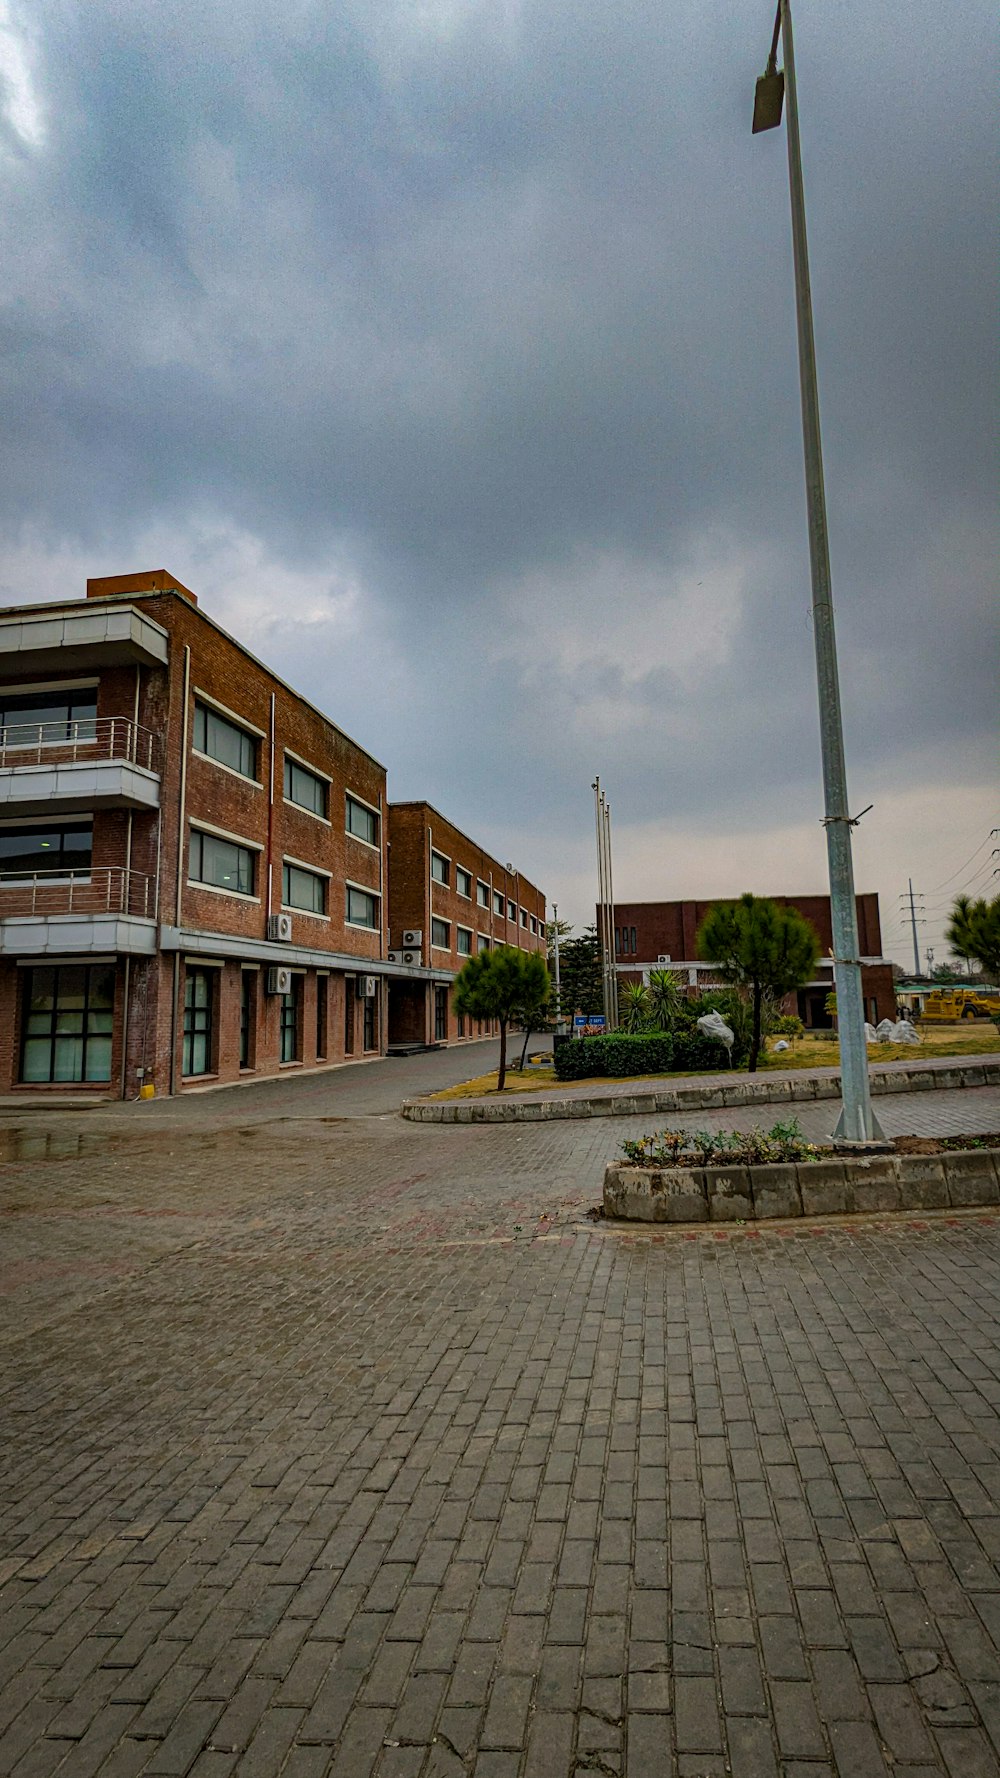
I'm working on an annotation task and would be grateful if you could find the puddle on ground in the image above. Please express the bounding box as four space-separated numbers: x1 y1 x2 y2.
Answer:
0 1126 268 1164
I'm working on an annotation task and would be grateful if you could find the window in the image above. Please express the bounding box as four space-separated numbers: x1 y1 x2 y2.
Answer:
631 926 637 955
20 964 114 1083
456 867 472 899
457 1011 465 1038
189 828 255 896
284 755 327 818
0 822 92 881
182 969 213 1076
431 917 451 950
317 977 328 1059
434 987 448 1042
477 934 490 953
493 890 504 917
457 926 473 957
530 917 538 935
1 686 97 747
280 976 300 1062
282 861 327 915
431 851 450 885
344 980 355 1054
346 884 379 929
508 899 516 922
346 795 379 847
477 880 489 908
521 909 528 928
193 700 257 779
240 971 255 1069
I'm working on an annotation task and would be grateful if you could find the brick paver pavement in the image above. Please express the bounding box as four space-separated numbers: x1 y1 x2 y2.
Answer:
2 1079 1000 1776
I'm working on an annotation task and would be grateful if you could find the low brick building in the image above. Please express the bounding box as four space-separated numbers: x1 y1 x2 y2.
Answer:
387 803 546 1048
607 895 895 1027
0 570 546 1096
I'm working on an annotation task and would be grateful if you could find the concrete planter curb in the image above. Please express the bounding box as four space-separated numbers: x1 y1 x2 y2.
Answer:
603 1148 1000 1223
401 1058 1000 1123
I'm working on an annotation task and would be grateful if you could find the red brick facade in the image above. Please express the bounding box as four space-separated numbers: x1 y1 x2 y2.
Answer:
387 803 546 1047
608 896 895 1027
0 571 546 1095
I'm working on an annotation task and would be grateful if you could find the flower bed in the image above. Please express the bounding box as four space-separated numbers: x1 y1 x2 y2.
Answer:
603 1124 1000 1223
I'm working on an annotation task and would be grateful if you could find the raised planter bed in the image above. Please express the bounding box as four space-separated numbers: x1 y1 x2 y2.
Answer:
603 1143 1000 1223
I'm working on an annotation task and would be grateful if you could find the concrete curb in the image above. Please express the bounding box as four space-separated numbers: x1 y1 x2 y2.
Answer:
603 1147 1000 1223
401 1058 1000 1123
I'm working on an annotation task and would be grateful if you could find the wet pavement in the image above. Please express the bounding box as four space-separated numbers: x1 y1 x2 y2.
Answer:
2 1062 1000 1775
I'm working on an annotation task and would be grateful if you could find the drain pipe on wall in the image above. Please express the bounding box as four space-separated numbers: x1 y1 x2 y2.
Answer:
168 644 192 1097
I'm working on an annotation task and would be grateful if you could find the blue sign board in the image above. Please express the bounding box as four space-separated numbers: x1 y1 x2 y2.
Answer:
573 1014 606 1032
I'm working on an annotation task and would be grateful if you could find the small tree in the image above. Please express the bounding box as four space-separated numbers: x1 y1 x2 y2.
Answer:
557 926 605 1025
696 894 821 1073
647 967 683 1031
620 981 651 1033
947 894 1000 981
452 946 550 1092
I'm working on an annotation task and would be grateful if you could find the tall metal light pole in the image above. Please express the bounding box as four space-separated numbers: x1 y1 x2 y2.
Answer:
592 778 618 1030
753 0 884 1142
552 901 563 1031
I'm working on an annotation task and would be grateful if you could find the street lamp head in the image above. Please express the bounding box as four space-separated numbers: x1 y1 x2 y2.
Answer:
752 64 785 132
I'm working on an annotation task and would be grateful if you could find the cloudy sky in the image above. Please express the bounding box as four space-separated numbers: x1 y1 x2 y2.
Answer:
1 0 996 964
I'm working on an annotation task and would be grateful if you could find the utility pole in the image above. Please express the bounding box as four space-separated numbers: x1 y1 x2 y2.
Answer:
592 778 618 1031
905 879 922 976
551 901 563 1032
753 1 882 1143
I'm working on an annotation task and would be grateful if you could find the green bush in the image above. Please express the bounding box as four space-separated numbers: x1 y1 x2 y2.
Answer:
670 1029 732 1072
553 1033 674 1080
772 1013 805 1038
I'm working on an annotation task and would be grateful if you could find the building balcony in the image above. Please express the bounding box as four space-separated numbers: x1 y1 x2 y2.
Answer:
0 603 168 676
0 718 161 815
0 867 158 958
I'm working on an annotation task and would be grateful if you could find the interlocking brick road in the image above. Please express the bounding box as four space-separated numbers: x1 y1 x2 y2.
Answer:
2 1074 1000 1776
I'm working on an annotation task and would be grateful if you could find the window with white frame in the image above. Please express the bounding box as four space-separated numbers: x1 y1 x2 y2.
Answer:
346 883 379 929
493 889 504 916
477 934 490 953
189 827 255 896
282 861 327 915
431 916 451 949
456 866 472 898
284 755 327 818
431 851 450 885
193 701 257 780
457 926 473 956
477 880 489 908
346 795 380 847
507 899 516 921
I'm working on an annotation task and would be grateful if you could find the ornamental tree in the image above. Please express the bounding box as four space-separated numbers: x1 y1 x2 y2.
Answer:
696 894 820 1073
946 894 1000 981
452 945 550 1092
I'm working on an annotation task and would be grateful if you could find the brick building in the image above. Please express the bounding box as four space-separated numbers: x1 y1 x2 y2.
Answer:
607 895 895 1027
387 803 546 1048
0 571 546 1096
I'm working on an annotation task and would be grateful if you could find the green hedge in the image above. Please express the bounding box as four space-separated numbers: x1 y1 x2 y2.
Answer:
553 1033 674 1080
670 1030 733 1072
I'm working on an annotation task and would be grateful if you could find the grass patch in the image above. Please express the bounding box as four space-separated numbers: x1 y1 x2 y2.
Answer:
426 1024 999 1100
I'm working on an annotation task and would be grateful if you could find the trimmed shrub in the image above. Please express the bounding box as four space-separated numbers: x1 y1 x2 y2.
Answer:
553 1033 674 1080
670 1029 732 1072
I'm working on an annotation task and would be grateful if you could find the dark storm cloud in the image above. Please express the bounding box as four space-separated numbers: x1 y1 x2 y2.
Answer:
0 0 996 891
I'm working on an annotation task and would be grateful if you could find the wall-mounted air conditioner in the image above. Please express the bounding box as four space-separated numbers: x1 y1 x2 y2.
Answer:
402 929 423 948
657 953 672 964
267 912 293 942
356 975 377 999
266 966 293 995
402 949 421 967
387 950 401 965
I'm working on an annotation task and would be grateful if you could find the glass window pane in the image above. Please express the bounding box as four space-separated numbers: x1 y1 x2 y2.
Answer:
21 1038 53 1082
84 1037 112 1082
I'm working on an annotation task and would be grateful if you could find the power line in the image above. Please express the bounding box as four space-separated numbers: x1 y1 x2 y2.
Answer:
927 829 999 894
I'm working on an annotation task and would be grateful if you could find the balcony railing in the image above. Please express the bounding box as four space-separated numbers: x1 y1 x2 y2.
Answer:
0 867 157 919
0 718 160 773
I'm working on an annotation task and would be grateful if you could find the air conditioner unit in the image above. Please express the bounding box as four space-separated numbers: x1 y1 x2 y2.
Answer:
402 929 422 949
266 966 292 995
387 950 401 965
356 975 377 999
402 949 421 968
657 953 672 964
267 912 293 943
